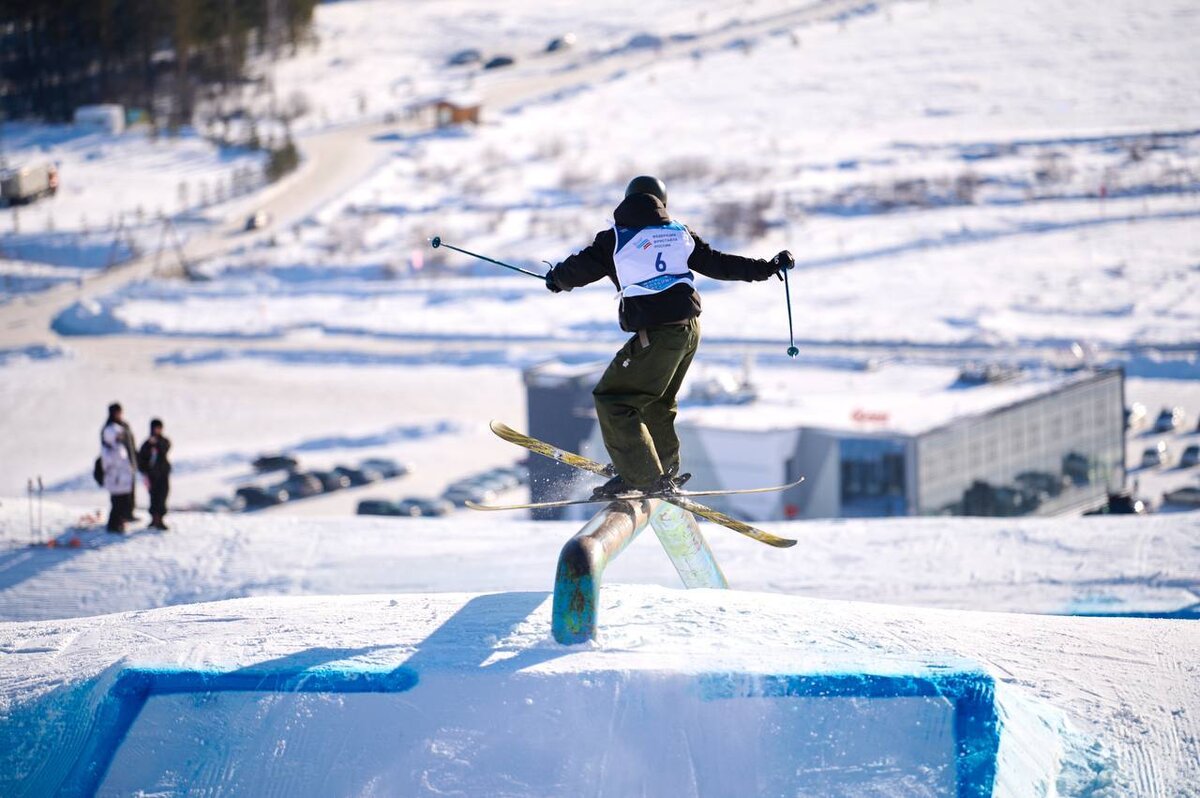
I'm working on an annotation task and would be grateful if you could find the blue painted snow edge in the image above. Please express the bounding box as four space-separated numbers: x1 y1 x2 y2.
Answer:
55 663 997 798
56 664 419 797
700 668 999 798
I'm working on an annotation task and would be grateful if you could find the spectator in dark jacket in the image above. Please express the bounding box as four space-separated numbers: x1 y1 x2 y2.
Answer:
138 418 172 530
545 175 794 498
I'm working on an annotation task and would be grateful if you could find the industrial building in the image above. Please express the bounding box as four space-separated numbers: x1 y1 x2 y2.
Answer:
523 361 1125 521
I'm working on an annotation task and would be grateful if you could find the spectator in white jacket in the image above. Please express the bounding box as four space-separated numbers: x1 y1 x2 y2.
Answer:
101 402 138 533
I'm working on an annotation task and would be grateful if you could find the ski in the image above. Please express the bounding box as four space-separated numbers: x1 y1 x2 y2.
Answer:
466 476 805 512
484 421 797 548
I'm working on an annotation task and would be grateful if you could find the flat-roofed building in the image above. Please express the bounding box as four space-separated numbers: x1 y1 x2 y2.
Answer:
523 361 1125 522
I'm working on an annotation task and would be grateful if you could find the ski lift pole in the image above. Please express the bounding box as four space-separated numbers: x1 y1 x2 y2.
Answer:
782 266 799 358
37 476 43 541
428 236 544 280
27 478 34 545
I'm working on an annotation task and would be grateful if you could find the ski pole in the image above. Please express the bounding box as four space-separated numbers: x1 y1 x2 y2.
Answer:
27 478 34 545
429 236 544 280
782 267 799 358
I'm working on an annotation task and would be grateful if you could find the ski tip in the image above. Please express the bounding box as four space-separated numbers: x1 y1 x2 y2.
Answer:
774 537 798 549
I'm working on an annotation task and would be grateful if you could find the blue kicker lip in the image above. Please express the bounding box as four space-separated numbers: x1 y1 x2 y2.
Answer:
56 665 420 797
55 664 997 798
699 668 999 798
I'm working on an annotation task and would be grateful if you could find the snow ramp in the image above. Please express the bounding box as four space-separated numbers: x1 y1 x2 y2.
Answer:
68 663 996 797
3 588 1184 797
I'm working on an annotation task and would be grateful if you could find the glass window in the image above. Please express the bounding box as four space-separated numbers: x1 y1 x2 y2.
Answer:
916 373 1124 516
841 438 907 517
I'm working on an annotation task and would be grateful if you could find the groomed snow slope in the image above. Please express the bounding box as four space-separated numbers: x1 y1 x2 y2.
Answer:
1 588 1197 796
2 501 1197 622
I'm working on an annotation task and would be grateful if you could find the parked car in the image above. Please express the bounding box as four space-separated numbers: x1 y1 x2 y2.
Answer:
397 497 454 517
244 209 271 231
470 473 512 493
1141 441 1170 469
1153 406 1186 433
627 32 664 50
1062 451 1092 485
359 458 410 479
203 497 236 513
252 453 298 473
1014 470 1069 499
483 55 515 70
234 485 289 510
356 499 400 516
1084 492 1148 515
312 470 352 491
1180 445 1200 469
1162 486 1200 507
483 466 525 489
1124 402 1147 430
442 483 496 507
545 33 576 52
446 48 482 66
277 472 323 499
961 480 1034 517
333 465 384 486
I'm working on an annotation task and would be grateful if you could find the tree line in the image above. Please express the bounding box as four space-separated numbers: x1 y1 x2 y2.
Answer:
0 0 317 127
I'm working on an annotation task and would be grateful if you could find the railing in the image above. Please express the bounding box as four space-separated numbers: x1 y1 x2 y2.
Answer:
552 499 728 645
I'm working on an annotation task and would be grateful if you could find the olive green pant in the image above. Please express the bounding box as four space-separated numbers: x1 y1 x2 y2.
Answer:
592 318 700 489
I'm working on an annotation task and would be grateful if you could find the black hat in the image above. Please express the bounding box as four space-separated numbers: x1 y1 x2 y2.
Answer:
150 418 163 431
108 402 122 415
625 175 667 206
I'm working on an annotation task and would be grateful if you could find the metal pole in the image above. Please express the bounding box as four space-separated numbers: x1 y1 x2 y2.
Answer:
552 500 653 645
783 267 799 358
648 500 728 589
551 498 731 645
27 478 34 545
429 236 544 280
37 476 43 541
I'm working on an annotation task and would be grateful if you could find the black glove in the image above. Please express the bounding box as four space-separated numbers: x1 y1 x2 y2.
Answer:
545 269 563 293
771 250 795 280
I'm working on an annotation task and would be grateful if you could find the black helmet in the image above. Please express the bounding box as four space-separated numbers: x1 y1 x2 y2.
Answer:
625 175 667 205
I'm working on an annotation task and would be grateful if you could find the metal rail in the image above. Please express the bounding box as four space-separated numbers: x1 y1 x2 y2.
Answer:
551 499 728 645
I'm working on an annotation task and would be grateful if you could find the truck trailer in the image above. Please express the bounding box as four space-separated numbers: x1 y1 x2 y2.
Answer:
1 163 58 205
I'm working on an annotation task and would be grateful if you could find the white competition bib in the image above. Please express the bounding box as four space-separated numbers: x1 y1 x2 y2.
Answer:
612 221 696 298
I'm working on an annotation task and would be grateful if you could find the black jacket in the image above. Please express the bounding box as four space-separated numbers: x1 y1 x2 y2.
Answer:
548 193 779 331
138 435 172 481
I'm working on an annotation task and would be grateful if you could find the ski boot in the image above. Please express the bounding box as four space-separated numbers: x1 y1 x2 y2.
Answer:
590 474 641 501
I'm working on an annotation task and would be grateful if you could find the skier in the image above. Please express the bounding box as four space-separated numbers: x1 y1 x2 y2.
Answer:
100 402 138 533
544 175 794 499
138 418 172 530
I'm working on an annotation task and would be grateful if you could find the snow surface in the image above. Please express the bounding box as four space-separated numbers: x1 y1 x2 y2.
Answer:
2 586 1197 796
0 125 268 299
2 0 1199 794
2 500 1198 624
57 0 1200 352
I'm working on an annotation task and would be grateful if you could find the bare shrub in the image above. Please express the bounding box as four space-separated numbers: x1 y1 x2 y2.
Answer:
536 137 566 160
660 156 712 183
708 193 775 240
559 163 596 193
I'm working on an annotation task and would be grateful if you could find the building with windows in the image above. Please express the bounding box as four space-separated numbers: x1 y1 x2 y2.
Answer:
523 361 1125 521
